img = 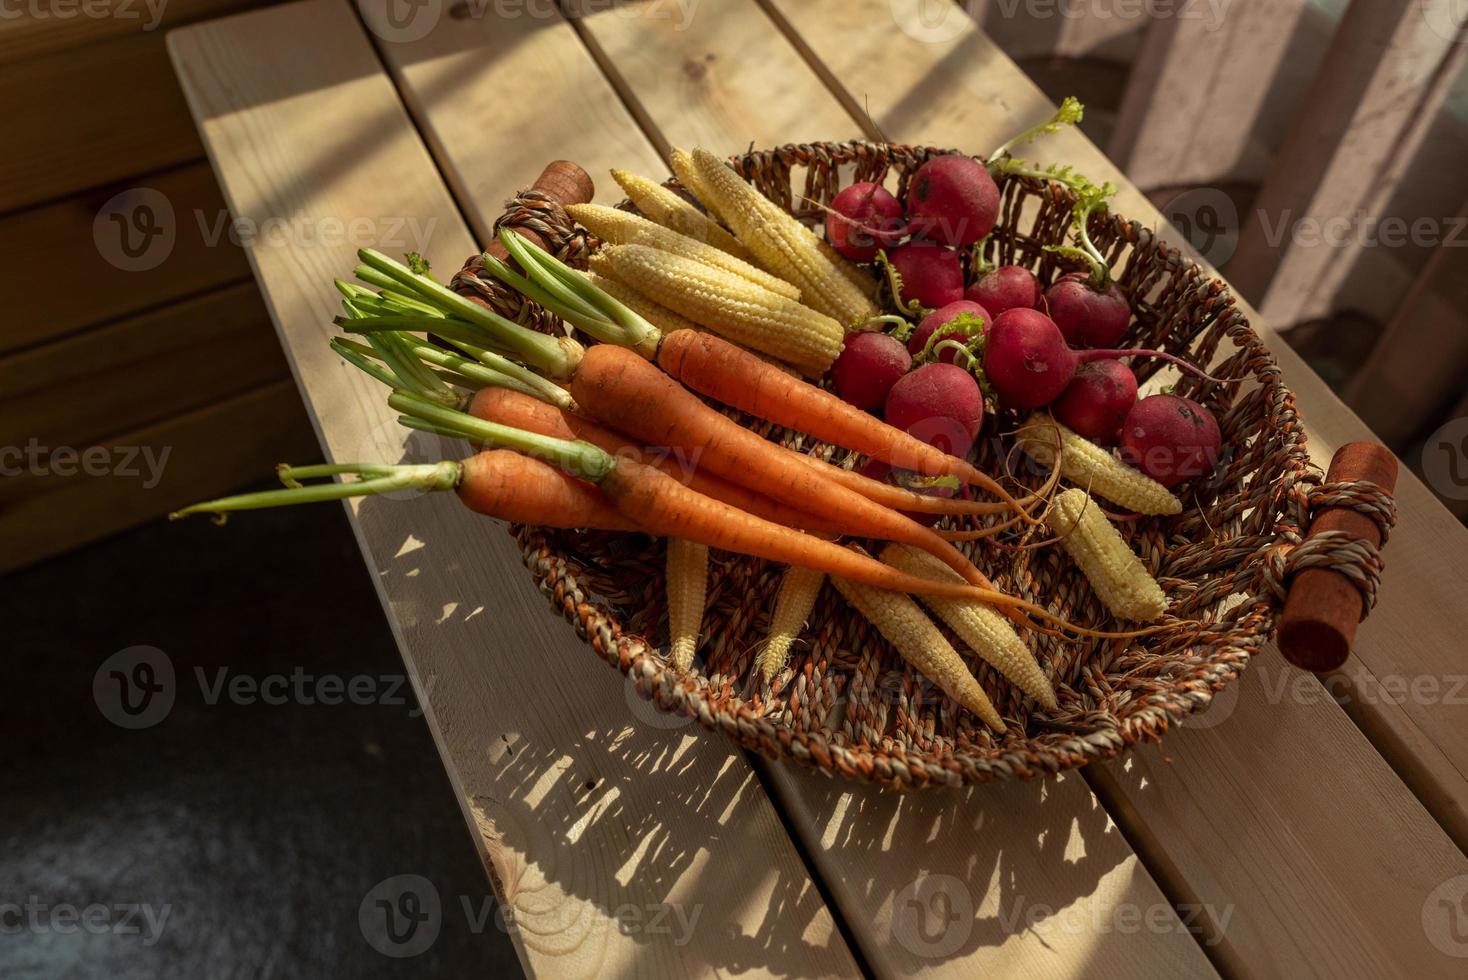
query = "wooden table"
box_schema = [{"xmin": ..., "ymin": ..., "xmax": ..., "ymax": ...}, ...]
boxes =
[{"xmin": 168, "ymin": 2, "xmax": 1468, "ymax": 976}]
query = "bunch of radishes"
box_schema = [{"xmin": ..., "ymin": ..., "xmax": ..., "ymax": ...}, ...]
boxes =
[{"xmin": 825, "ymin": 152, "xmax": 1223, "ymax": 496}]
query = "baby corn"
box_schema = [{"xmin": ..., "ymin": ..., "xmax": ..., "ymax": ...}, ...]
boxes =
[
  {"xmin": 689, "ymin": 148, "xmax": 878, "ymax": 327},
  {"xmin": 667, "ymin": 538, "xmax": 709, "ymax": 672},
  {"xmin": 878, "ymin": 544, "xmax": 1056, "ymax": 710},
  {"xmin": 569, "ymin": 203, "xmax": 801, "ymax": 300},
  {"xmin": 589, "ymin": 244, "xmax": 843, "ymax": 375},
  {"xmin": 669, "ymin": 149, "xmax": 719, "ymax": 222},
  {"xmin": 832, "ymin": 572, "xmax": 1004, "ymax": 732},
  {"xmin": 1016, "ymin": 412, "xmax": 1183, "ymax": 516},
  {"xmin": 583, "ymin": 271, "xmax": 700, "ymax": 337},
  {"xmin": 610, "ymin": 168, "xmax": 752, "ymax": 262},
  {"xmin": 757, "ymin": 565, "xmax": 826, "ymax": 679},
  {"xmin": 1047, "ymin": 489, "xmax": 1167, "ymax": 621}
]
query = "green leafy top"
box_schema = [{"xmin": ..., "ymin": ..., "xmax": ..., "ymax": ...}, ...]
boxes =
[
  {"xmin": 986, "ymin": 97, "xmax": 1085, "ymax": 165},
  {"xmin": 405, "ymin": 251, "xmax": 431, "ymax": 275},
  {"xmin": 994, "ymin": 158, "xmax": 1117, "ymax": 287},
  {"xmin": 875, "ymin": 249, "xmax": 928, "ymax": 321}
]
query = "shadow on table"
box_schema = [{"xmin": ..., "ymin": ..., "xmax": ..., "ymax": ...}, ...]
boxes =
[
  {"xmin": 763, "ymin": 760, "xmax": 1136, "ymax": 967},
  {"xmin": 353, "ymin": 470, "xmax": 856, "ymax": 978}
]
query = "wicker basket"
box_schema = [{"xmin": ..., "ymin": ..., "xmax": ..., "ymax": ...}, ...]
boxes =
[{"xmin": 452, "ymin": 141, "xmax": 1389, "ymax": 789}]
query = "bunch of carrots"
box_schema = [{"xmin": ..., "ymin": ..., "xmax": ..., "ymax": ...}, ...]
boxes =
[{"xmin": 178, "ymin": 106, "xmax": 1198, "ymax": 733}]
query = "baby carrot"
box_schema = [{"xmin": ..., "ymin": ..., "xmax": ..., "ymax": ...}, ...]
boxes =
[{"xmin": 569, "ymin": 343, "xmax": 998, "ymax": 591}]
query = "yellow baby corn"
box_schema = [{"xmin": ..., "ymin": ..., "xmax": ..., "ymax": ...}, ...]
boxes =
[
  {"xmin": 1047, "ymin": 489, "xmax": 1167, "ymax": 621},
  {"xmin": 689, "ymin": 147, "xmax": 878, "ymax": 326},
  {"xmin": 832, "ymin": 572, "xmax": 1004, "ymax": 732},
  {"xmin": 757, "ymin": 565, "xmax": 825, "ymax": 679},
  {"xmin": 878, "ymin": 544, "xmax": 1056, "ymax": 709},
  {"xmin": 569, "ymin": 203, "xmax": 801, "ymax": 300},
  {"xmin": 667, "ymin": 538, "xmax": 709, "ymax": 672},
  {"xmin": 583, "ymin": 271, "xmax": 700, "ymax": 337},
  {"xmin": 589, "ymin": 244, "xmax": 843, "ymax": 375},
  {"xmin": 610, "ymin": 168, "xmax": 752, "ymax": 262},
  {"xmin": 669, "ymin": 148, "xmax": 718, "ymax": 221},
  {"xmin": 1016, "ymin": 412, "xmax": 1183, "ymax": 516}
]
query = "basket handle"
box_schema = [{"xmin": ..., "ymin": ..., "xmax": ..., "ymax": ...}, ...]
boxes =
[
  {"xmin": 486, "ymin": 160, "xmax": 594, "ymax": 260},
  {"xmin": 1277, "ymin": 442, "xmax": 1399, "ymax": 672}
]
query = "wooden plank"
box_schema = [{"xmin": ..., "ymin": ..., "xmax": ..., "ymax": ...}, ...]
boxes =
[
  {"xmin": 0, "ymin": 379, "xmax": 318, "ymax": 573},
  {"xmin": 0, "ymin": 30, "xmax": 203, "ymax": 213},
  {"xmin": 167, "ymin": 3, "xmax": 858, "ymax": 976},
  {"xmin": 765, "ymin": 0, "xmax": 1468, "ymax": 967},
  {"xmin": 567, "ymin": 0, "xmax": 860, "ymax": 153},
  {"xmin": 766, "ymin": 763, "xmax": 1219, "ymax": 977},
  {"xmin": 1226, "ymin": 0, "xmax": 1468, "ymax": 327},
  {"xmin": 367, "ymin": 0, "xmax": 666, "ymax": 233},
  {"xmin": 0, "ymin": 0, "xmax": 269, "ymax": 62},
  {"xmin": 1, "ymin": 162, "xmax": 251, "ymax": 355},
  {"xmin": 1107, "ymin": 0, "xmax": 1320, "ymax": 191},
  {"xmin": 565, "ymin": 3, "xmax": 1217, "ymax": 976},
  {"xmin": 0, "ymin": 281, "xmax": 287, "ymax": 455},
  {"xmin": 1089, "ymin": 652, "xmax": 1468, "ymax": 979}
]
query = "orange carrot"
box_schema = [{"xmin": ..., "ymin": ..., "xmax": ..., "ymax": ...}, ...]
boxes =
[
  {"xmin": 456, "ymin": 450, "xmax": 641, "ymax": 531},
  {"xmin": 569, "ymin": 344, "xmax": 999, "ymax": 591},
  {"xmin": 467, "ymin": 387, "xmax": 847, "ymax": 537},
  {"xmin": 656, "ymin": 330, "xmax": 1037, "ymax": 517},
  {"xmin": 177, "ymin": 396, "xmax": 1173, "ymax": 641}
]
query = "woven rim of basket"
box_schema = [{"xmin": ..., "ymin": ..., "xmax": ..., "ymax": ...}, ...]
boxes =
[{"xmin": 465, "ymin": 140, "xmax": 1316, "ymax": 789}]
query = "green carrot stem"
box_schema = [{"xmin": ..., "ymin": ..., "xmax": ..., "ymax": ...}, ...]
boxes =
[
  {"xmin": 497, "ymin": 229, "xmax": 661, "ymax": 357},
  {"xmin": 277, "ymin": 462, "xmax": 400, "ymax": 484},
  {"xmin": 357, "ymin": 248, "xmax": 572, "ymax": 378},
  {"xmin": 170, "ymin": 462, "xmax": 461, "ymax": 521},
  {"xmin": 369, "ymin": 332, "xmax": 456, "ymax": 403},
  {"xmin": 330, "ymin": 338, "xmax": 405, "ymax": 390},
  {"xmin": 484, "ymin": 242, "xmax": 604, "ymax": 324},
  {"xmin": 388, "ymin": 390, "xmax": 613, "ymax": 481},
  {"xmin": 397, "ymin": 415, "xmax": 473, "ymax": 441}
]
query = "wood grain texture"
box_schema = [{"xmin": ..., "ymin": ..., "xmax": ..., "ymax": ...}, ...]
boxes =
[
  {"xmin": 0, "ymin": 281, "xmax": 286, "ymax": 456},
  {"xmin": 0, "ymin": 162, "xmax": 251, "ymax": 355},
  {"xmin": 765, "ymin": 763, "xmax": 1219, "ymax": 978},
  {"xmin": 368, "ymin": 2, "xmax": 667, "ymax": 234},
  {"xmin": 0, "ymin": 378, "xmax": 317, "ymax": 574},
  {"xmin": 566, "ymin": 0, "xmax": 860, "ymax": 154},
  {"xmin": 1225, "ymin": 0, "xmax": 1468, "ymax": 327},
  {"xmin": 766, "ymin": 0, "xmax": 1468, "ymax": 965},
  {"xmin": 0, "ymin": 30, "xmax": 204, "ymax": 213},
  {"xmin": 1089, "ymin": 652, "xmax": 1468, "ymax": 979},
  {"xmin": 168, "ymin": 3, "xmax": 857, "ymax": 976},
  {"xmin": 566, "ymin": 2, "xmax": 1216, "ymax": 976}
]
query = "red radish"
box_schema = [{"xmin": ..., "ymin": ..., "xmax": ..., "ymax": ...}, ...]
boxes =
[
  {"xmin": 906, "ymin": 154, "xmax": 1000, "ymax": 246},
  {"xmin": 982, "ymin": 308, "xmax": 1220, "ymax": 410},
  {"xmin": 832, "ymin": 330, "xmax": 912, "ymax": 410},
  {"xmin": 966, "ymin": 265, "xmax": 1043, "ymax": 317},
  {"xmin": 826, "ymin": 182, "xmax": 905, "ymax": 262},
  {"xmin": 888, "ymin": 241, "xmax": 964, "ymax": 310},
  {"xmin": 1120, "ymin": 394, "xmax": 1222, "ymax": 487},
  {"xmin": 909, "ymin": 300, "xmax": 990, "ymax": 362},
  {"xmin": 884, "ymin": 363, "xmax": 984, "ymax": 458},
  {"xmin": 1051, "ymin": 359, "xmax": 1137, "ymax": 443},
  {"xmin": 1046, "ymin": 272, "xmax": 1131, "ymax": 347}
]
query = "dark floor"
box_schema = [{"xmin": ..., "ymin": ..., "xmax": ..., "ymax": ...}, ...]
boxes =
[{"xmin": 2, "ymin": 490, "xmax": 524, "ymax": 979}]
